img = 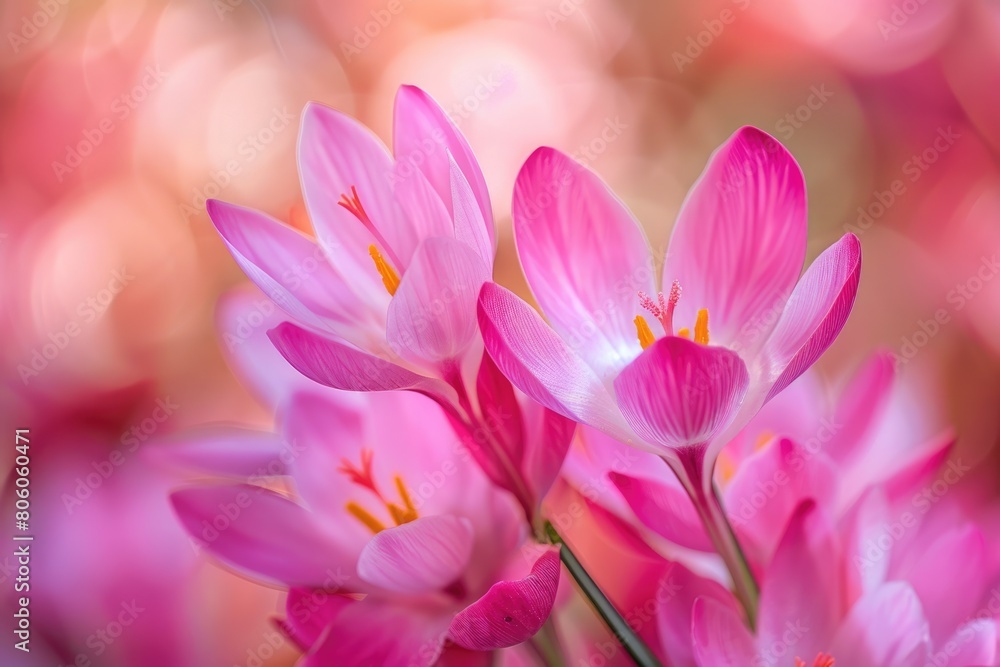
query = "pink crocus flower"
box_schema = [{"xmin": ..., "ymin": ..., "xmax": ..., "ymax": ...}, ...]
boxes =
[
  {"xmin": 207, "ymin": 88, "xmax": 571, "ymax": 519},
  {"xmin": 169, "ymin": 387, "xmax": 560, "ymax": 666},
  {"xmin": 478, "ymin": 127, "xmax": 861, "ymax": 614}
]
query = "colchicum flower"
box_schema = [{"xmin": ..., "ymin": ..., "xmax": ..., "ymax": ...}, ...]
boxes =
[
  {"xmin": 478, "ymin": 127, "xmax": 861, "ymax": 617},
  {"xmin": 170, "ymin": 389, "xmax": 560, "ymax": 666},
  {"xmin": 206, "ymin": 86, "xmax": 571, "ymax": 521}
]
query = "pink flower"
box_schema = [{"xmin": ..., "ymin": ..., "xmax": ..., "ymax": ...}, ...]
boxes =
[
  {"xmin": 169, "ymin": 389, "xmax": 560, "ymax": 666},
  {"xmin": 206, "ymin": 88, "xmax": 571, "ymax": 519},
  {"xmin": 478, "ymin": 126, "xmax": 862, "ymax": 496}
]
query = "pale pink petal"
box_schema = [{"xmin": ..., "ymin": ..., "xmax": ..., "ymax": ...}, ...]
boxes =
[
  {"xmin": 386, "ymin": 237, "xmax": 489, "ymax": 367},
  {"xmin": 662, "ymin": 126, "xmax": 807, "ymax": 350},
  {"xmin": 829, "ymin": 582, "xmax": 930, "ymax": 667},
  {"xmin": 842, "ymin": 489, "xmax": 891, "ymax": 603},
  {"xmin": 149, "ymin": 428, "xmax": 287, "ymax": 478},
  {"xmin": 512, "ymin": 147, "xmax": 655, "ymax": 378},
  {"xmin": 298, "ymin": 102, "xmax": 411, "ymax": 296},
  {"xmin": 392, "ymin": 159, "xmax": 454, "ymax": 243},
  {"xmin": 478, "ymin": 283, "xmax": 634, "ymax": 442},
  {"xmin": 520, "ymin": 400, "xmax": 575, "ymax": 505},
  {"xmin": 448, "ymin": 548, "xmax": 560, "ymax": 650},
  {"xmin": 357, "ymin": 515, "xmax": 474, "ymax": 595},
  {"xmin": 303, "ymin": 600, "xmax": 451, "ymax": 667},
  {"xmin": 933, "ymin": 620, "xmax": 997, "ymax": 667},
  {"xmin": 613, "ymin": 337, "xmax": 749, "ymax": 451},
  {"xmin": 691, "ymin": 597, "xmax": 758, "ymax": 667},
  {"xmin": 170, "ymin": 484, "xmax": 353, "ymax": 588},
  {"xmin": 758, "ymin": 502, "xmax": 841, "ymax": 659},
  {"xmin": 880, "ymin": 434, "xmax": 955, "ymax": 506},
  {"xmin": 659, "ymin": 564, "xmax": 744, "ymax": 667},
  {"xmin": 762, "ymin": 233, "xmax": 862, "ymax": 402},
  {"xmin": 724, "ymin": 438, "xmax": 838, "ymax": 563},
  {"xmin": 610, "ymin": 472, "xmax": 712, "ymax": 551},
  {"xmin": 393, "ymin": 85, "xmax": 493, "ymax": 237},
  {"xmin": 207, "ymin": 199, "xmax": 373, "ymax": 336},
  {"xmin": 268, "ymin": 322, "xmax": 458, "ymax": 407},
  {"xmin": 825, "ymin": 351, "xmax": 896, "ymax": 465},
  {"xmin": 450, "ymin": 153, "xmax": 494, "ymax": 264}
]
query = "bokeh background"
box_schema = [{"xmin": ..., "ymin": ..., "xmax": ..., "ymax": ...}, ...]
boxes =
[{"xmin": 1, "ymin": 0, "xmax": 999, "ymax": 664}]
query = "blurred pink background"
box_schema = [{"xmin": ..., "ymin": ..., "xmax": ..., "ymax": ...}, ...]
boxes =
[{"xmin": 2, "ymin": 0, "xmax": 999, "ymax": 664}]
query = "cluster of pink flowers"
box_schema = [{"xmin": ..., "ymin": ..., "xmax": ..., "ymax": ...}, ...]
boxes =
[{"xmin": 170, "ymin": 86, "xmax": 1000, "ymax": 666}]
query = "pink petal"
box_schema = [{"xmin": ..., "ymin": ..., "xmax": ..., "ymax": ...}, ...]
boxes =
[
  {"xmin": 612, "ymin": 337, "xmax": 749, "ymax": 451},
  {"xmin": 610, "ymin": 472, "xmax": 713, "ymax": 551},
  {"xmin": 512, "ymin": 147, "xmax": 655, "ymax": 378},
  {"xmin": 662, "ymin": 126, "xmax": 807, "ymax": 350},
  {"xmin": 520, "ymin": 400, "xmax": 575, "ymax": 505},
  {"xmin": 690, "ymin": 597, "xmax": 757, "ymax": 667},
  {"xmin": 303, "ymin": 600, "xmax": 452, "ymax": 667},
  {"xmin": 477, "ymin": 282, "xmax": 634, "ymax": 442},
  {"xmin": 386, "ymin": 237, "xmax": 489, "ymax": 367},
  {"xmin": 829, "ymin": 582, "xmax": 930, "ymax": 667},
  {"xmin": 842, "ymin": 489, "xmax": 891, "ymax": 603},
  {"xmin": 450, "ymin": 153, "xmax": 494, "ymax": 265},
  {"xmin": 825, "ymin": 351, "xmax": 896, "ymax": 465},
  {"xmin": 170, "ymin": 484, "xmax": 352, "ymax": 588},
  {"xmin": 724, "ymin": 437, "xmax": 839, "ymax": 563},
  {"xmin": 658, "ymin": 564, "xmax": 744, "ymax": 667},
  {"xmin": 758, "ymin": 502, "xmax": 841, "ymax": 659},
  {"xmin": 207, "ymin": 200, "xmax": 373, "ymax": 337},
  {"xmin": 880, "ymin": 434, "xmax": 955, "ymax": 505},
  {"xmin": 933, "ymin": 620, "xmax": 997, "ymax": 667},
  {"xmin": 149, "ymin": 427, "xmax": 288, "ymax": 478},
  {"xmin": 448, "ymin": 548, "xmax": 560, "ymax": 650},
  {"xmin": 298, "ymin": 102, "xmax": 411, "ymax": 295},
  {"xmin": 762, "ymin": 233, "xmax": 862, "ymax": 402},
  {"xmin": 267, "ymin": 322, "xmax": 459, "ymax": 407},
  {"xmin": 357, "ymin": 515, "xmax": 474, "ymax": 595},
  {"xmin": 283, "ymin": 587, "xmax": 353, "ymax": 650},
  {"xmin": 393, "ymin": 85, "xmax": 493, "ymax": 242},
  {"xmin": 391, "ymin": 158, "xmax": 454, "ymax": 243},
  {"xmin": 475, "ymin": 352, "xmax": 526, "ymax": 469}
]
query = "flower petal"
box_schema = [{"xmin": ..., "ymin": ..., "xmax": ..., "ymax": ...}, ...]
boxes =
[
  {"xmin": 613, "ymin": 337, "xmax": 749, "ymax": 451},
  {"xmin": 448, "ymin": 548, "xmax": 560, "ymax": 650},
  {"xmin": 825, "ymin": 351, "xmax": 896, "ymax": 465},
  {"xmin": 610, "ymin": 472, "xmax": 713, "ymax": 551},
  {"xmin": 170, "ymin": 484, "xmax": 353, "ymax": 588},
  {"xmin": 933, "ymin": 620, "xmax": 997, "ymax": 667},
  {"xmin": 690, "ymin": 597, "xmax": 758, "ymax": 667},
  {"xmin": 477, "ymin": 283, "xmax": 634, "ymax": 442},
  {"xmin": 762, "ymin": 233, "xmax": 862, "ymax": 402},
  {"xmin": 520, "ymin": 400, "xmax": 575, "ymax": 506},
  {"xmin": 450, "ymin": 152, "xmax": 494, "ymax": 265},
  {"xmin": 150, "ymin": 427, "xmax": 288, "ymax": 479},
  {"xmin": 829, "ymin": 582, "xmax": 930, "ymax": 667},
  {"xmin": 393, "ymin": 85, "xmax": 493, "ymax": 241},
  {"xmin": 268, "ymin": 322, "xmax": 458, "ymax": 407},
  {"xmin": 386, "ymin": 237, "xmax": 489, "ymax": 367},
  {"xmin": 298, "ymin": 102, "xmax": 411, "ymax": 295},
  {"xmin": 207, "ymin": 200, "xmax": 373, "ymax": 338},
  {"xmin": 512, "ymin": 147, "xmax": 656, "ymax": 378},
  {"xmin": 663, "ymin": 126, "xmax": 807, "ymax": 350},
  {"xmin": 357, "ymin": 515, "xmax": 474, "ymax": 595}
]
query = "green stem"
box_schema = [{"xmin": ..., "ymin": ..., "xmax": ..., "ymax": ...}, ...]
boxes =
[
  {"xmin": 544, "ymin": 522, "xmax": 663, "ymax": 667},
  {"xmin": 529, "ymin": 618, "xmax": 566, "ymax": 667}
]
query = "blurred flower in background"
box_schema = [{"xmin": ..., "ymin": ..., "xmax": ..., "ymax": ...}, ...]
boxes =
[{"xmin": 2, "ymin": 0, "xmax": 999, "ymax": 664}]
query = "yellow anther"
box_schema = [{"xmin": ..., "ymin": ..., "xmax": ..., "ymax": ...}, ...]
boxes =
[
  {"xmin": 694, "ymin": 308, "xmax": 710, "ymax": 345},
  {"xmin": 395, "ymin": 475, "xmax": 418, "ymax": 518},
  {"xmin": 717, "ymin": 451, "xmax": 737, "ymax": 484},
  {"xmin": 346, "ymin": 501, "xmax": 387, "ymax": 534},
  {"xmin": 754, "ymin": 431, "xmax": 774, "ymax": 452},
  {"xmin": 369, "ymin": 245, "xmax": 400, "ymax": 296},
  {"xmin": 634, "ymin": 315, "xmax": 656, "ymax": 350},
  {"xmin": 677, "ymin": 328, "xmax": 691, "ymax": 339}
]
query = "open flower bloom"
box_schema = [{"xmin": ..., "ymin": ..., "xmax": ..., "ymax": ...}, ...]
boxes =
[
  {"xmin": 692, "ymin": 501, "xmax": 998, "ymax": 667},
  {"xmin": 478, "ymin": 126, "xmax": 862, "ymax": 496},
  {"xmin": 206, "ymin": 88, "xmax": 570, "ymax": 519},
  {"xmin": 169, "ymin": 389, "xmax": 559, "ymax": 666}
]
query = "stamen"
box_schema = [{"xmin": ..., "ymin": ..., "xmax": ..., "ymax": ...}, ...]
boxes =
[
  {"xmin": 717, "ymin": 451, "xmax": 737, "ymax": 484},
  {"xmin": 664, "ymin": 280, "xmax": 681, "ymax": 332},
  {"xmin": 795, "ymin": 655, "xmax": 834, "ymax": 667},
  {"xmin": 753, "ymin": 432, "xmax": 774, "ymax": 452},
  {"xmin": 677, "ymin": 328, "xmax": 691, "ymax": 340},
  {"xmin": 338, "ymin": 185, "xmax": 404, "ymax": 270},
  {"xmin": 346, "ymin": 501, "xmax": 387, "ymax": 534},
  {"xmin": 394, "ymin": 475, "xmax": 418, "ymax": 518},
  {"xmin": 369, "ymin": 245, "xmax": 401, "ymax": 296},
  {"xmin": 694, "ymin": 308, "xmax": 710, "ymax": 345},
  {"xmin": 634, "ymin": 315, "xmax": 656, "ymax": 350}
]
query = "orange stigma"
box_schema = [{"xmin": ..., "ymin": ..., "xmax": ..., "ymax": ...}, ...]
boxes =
[
  {"xmin": 340, "ymin": 451, "xmax": 419, "ymax": 534},
  {"xmin": 369, "ymin": 245, "xmax": 400, "ymax": 296},
  {"xmin": 794, "ymin": 654, "xmax": 834, "ymax": 667}
]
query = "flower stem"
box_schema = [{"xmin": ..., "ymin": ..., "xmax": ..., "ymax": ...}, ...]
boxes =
[
  {"xmin": 529, "ymin": 618, "xmax": 566, "ymax": 667},
  {"xmin": 544, "ymin": 522, "xmax": 663, "ymax": 667}
]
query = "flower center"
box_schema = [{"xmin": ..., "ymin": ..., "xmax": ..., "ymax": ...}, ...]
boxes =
[
  {"xmin": 633, "ymin": 280, "xmax": 710, "ymax": 348},
  {"xmin": 339, "ymin": 448, "xmax": 419, "ymax": 534},
  {"xmin": 794, "ymin": 654, "xmax": 834, "ymax": 667},
  {"xmin": 338, "ymin": 185, "xmax": 402, "ymax": 296}
]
